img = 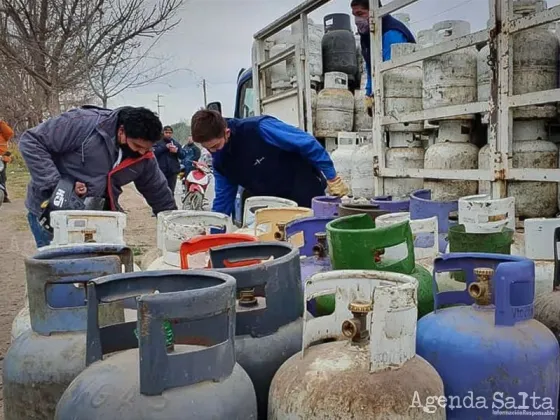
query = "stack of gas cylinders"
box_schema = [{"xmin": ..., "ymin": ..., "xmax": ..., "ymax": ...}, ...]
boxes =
[{"xmin": 4, "ymin": 192, "xmax": 560, "ymax": 420}]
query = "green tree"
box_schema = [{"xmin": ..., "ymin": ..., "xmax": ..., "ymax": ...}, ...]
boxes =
[{"xmin": 170, "ymin": 120, "xmax": 191, "ymax": 145}]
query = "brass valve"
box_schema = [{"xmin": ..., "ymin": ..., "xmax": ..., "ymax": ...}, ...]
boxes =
[
  {"xmin": 239, "ymin": 288, "xmax": 258, "ymax": 307},
  {"xmin": 468, "ymin": 267, "xmax": 494, "ymax": 306},
  {"xmin": 274, "ymin": 223, "xmax": 287, "ymax": 241},
  {"xmin": 341, "ymin": 300, "xmax": 373, "ymax": 344},
  {"xmin": 311, "ymin": 232, "xmax": 328, "ymax": 258}
]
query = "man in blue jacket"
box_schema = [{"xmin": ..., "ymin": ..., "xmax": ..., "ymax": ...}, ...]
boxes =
[
  {"xmin": 181, "ymin": 136, "xmax": 202, "ymax": 175},
  {"xmin": 153, "ymin": 125, "xmax": 186, "ymax": 195},
  {"xmin": 190, "ymin": 110, "xmax": 350, "ymax": 216},
  {"xmin": 351, "ymin": 0, "xmax": 416, "ymax": 116},
  {"xmin": 19, "ymin": 106, "xmax": 177, "ymax": 247}
]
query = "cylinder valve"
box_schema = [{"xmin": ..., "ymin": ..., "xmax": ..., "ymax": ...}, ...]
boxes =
[
  {"xmin": 468, "ymin": 267, "xmax": 494, "ymax": 306},
  {"xmin": 341, "ymin": 300, "xmax": 373, "ymax": 344},
  {"xmin": 274, "ymin": 223, "xmax": 287, "ymax": 241},
  {"xmin": 311, "ymin": 232, "xmax": 328, "ymax": 257},
  {"xmin": 239, "ymin": 288, "xmax": 258, "ymax": 308}
]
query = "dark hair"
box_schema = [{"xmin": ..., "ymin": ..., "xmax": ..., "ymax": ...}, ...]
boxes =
[
  {"xmin": 118, "ymin": 107, "xmax": 163, "ymax": 143},
  {"xmin": 350, "ymin": 0, "xmax": 381, "ymax": 8},
  {"xmin": 190, "ymin": 110, "xmax": 227, "ymax": 143},
  {"xmin": 163, "ymin": 125, "xmax": 173, "ymax": 132}
]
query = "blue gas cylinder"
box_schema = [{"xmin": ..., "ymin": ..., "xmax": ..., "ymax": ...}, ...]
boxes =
[
  {"xmin": 55, "ymin": 270, "xmax": 257, "ymax": 419},
  {"xmin": 3, "ymin": 244, "xmax": 131, "ymax": 420},
  {"xmin": 417, "ymin": 253, "xmax": 560, "ymax": 419},
  {"xmin": 202, "ymin": 242, "xmax": 302, "ymax": 420},
  {"xmin": 285, "ymin": 216, "xmax": 335, "ymax": 316}
]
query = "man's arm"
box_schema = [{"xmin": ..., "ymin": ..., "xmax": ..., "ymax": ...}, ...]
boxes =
[
  {"xmin": 18, "ymin": 112, "xmax": 89, "ymax": 193},
  {"xmin": 173, "ymin": 140, "xmax": 187, "ymax": 160},
  {"xmin": 382, "ymin": 30, "xmax": 409, "ymax": 61},
  {"xmin": 134, "ymin": 158, "xmax": 177, "ymax": 213},
  {"xmin": 258, "ymin": 118, "xmax": 337, "ymax": 181},
  {"xmin": 211, "ymin": 169, "xmax": 238, "ymax": 216}
]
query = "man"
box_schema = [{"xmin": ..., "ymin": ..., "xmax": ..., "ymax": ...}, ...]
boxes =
[
  {"xmin": 0, "ymin": 120, "xmax": 14, "ymax": 203},
  {"xmin": 181, "ymin": 136, "xmax": 201, "ymax": 175},
  {"xmin": 190, "ymin": 109, "xmax": 349, "ymax": 216},
  {"xmin": 19, "ymin": 105, "xmax": 177, "ymax": 247},
  {"xmin": 351, "ymin": 0, "xmax": 416, "ymax": 116},
  {"xmin": 153, "ymin": 125, "xmax": 186, "ymax": 195}
]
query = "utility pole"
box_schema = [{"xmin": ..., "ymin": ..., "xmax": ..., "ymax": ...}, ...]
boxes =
[
  {"xmin": 154, "ymin": 94, "xmax": 164, "ymax": 117},
  {"xmin": 202, "ymin": 79, "xmax": 208, "ymax": 106}
]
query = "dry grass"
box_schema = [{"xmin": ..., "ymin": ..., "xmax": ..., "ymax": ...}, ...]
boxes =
[{"xmin": 5, "ymin": 141, "xmax": 30, "ymax": 200}]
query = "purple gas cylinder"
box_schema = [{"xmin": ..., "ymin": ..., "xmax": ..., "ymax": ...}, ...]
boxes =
[
  {"xmin": 285, "ymin": 216, "xmax": 335, "ymax": 316},
  {"xmin": 311, "ymin": 196, "xmax": 341, "ymax": 217},
  {"xmin": 371, "ymin": 189, "xmax": 430, "ymax": 212},
  {"xmin": 410, "ymin": 189, "xmax": 458, "ymax": 253}
]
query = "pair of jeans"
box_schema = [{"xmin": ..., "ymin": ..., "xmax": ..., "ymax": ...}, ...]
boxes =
[
  {"xmin": 27, "ymin": 213, "xmax": 53, "ymax": 248},
  {"xmin": 166, "ymin": 173, "xmax": 178, "ymax": 196}
]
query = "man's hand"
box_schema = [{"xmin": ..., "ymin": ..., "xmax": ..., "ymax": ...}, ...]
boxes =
[
  {"xmin": 167, "ymin": 143, "xmax": 178, "ymax": 153},
  {"xmin": 364, "ymin": 95, "xmax": 374, "ymax": 118},
  {"xmin": 74, "ymin": 181, "xmax": 87, "ymax": 197},
  {"xmin": 327, "ymin": 176, "xmax": 350, "ymax": 197}
]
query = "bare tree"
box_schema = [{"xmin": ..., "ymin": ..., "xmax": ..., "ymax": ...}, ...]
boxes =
[
  {"xmin": 85, "ymin": 35, "xmax": 183, "ymax": 107},
  {"xmin": 0, "ymin": 0, "xmax": 184, "ymax": 117}
]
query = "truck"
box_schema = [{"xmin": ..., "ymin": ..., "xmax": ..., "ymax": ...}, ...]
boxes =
[{"xmin": 208, "ymin": 0, "xmax": 560, "ymax": 226}]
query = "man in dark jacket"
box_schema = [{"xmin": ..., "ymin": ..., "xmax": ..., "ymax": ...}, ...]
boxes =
[
  {"xmin": 351, "ymin": 0, "xmax": 416, "ymax": 116},
  {"xmin": 190, "ymin": 110, "xmax": 349, "ymax": 216},
  {"xmin": 153, "ymin": 125, "xmax": 186, "ymax": 195},
  {"xmin": 19, "ymin": 105, "xmax": 177, "ymax": 248},
  {"xmin": 181, "ymin": 136, "xmax": 201, "ymax": 175}
]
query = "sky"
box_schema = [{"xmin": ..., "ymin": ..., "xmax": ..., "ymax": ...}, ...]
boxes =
[{"xmin": 108, "ymin": 0, "xmax": 560, "ymax": 129}]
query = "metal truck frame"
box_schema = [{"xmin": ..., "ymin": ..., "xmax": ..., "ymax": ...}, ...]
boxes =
[{"xmin": 249, "ymin": 0, "xmax": 560, "ymax": 199}]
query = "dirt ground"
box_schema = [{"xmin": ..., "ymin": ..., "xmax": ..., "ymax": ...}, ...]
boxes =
[{"xmin": 0, "ymin": 172, "xmax": 157, "ymax": 417}]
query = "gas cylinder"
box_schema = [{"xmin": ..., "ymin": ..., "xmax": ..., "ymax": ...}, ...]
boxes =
[
  {"xmin": 337, "ymin": 202, "xmax": 389, "ymax": 223},
  {"xmin": 456, "ymin": 194, "xmax": 524, "ymax": 255},
  {"xmin": 322, "ymin": 13, "xmax": 358, "ymax": 85},
  {"xmin": 311, "ymin": 195, "xmax": 341, "ymax": 217},
  {"xmin": 512, "ymin": 0, "xmax": 558, "ymax": 120},
  {"xmin": 479, "ymin": 120, "xmax": 558, "ymax": 218},
  {"xmin": 3, "ymin": 244, "xmax": 131, "ymax": 420},
  {"xmin": 268, "ymin": 270, "xmax": 445, "ymax": 419},
  {"xmin": 54, "ymin": 270, "xmax": 257, "ymax": 420},
  {"xmin": 315, "ymin": 73, "xmax": 354, "ymax": 138},
  {"xmin": 329, "ymin": 131, "xmax": 358, "ymax": 187},
  {"xmin": 422, "ymin": 20, "xmax": 477, "ymax": 114},
  {"xmin": 285, "ymin": 216, "xmax": 335, "ymax": 316},
  {"xmin": 370, "ymin": 188, "xmax": 431, "ymax": 212},
  {"xmin": 147, "ymin": 211, "xmax": 232, "ymax": 270},
  {"xmin": 350, "ymin": 133, "xmax": 375, "ymax": 198},
  {"xmin": 203, "ymin": 242, "xmax": 302, "ymax": 420},
  {"xmin": 10, "ymin": 243, "xmax": 134, "ymax": 342},
  {"xmin": 386, "ymin": 132, "xmax": 425, "ymax": 198},
  {"xmin": 353, "ymin": 89, "xmax": 372, "ymax": 131},
  {"xmin": 179, "ymin": 233, "xmax": 258, "ymax": 269},
  {"xmin": 424, "ymin": 119, "xmax": 479, "ymax": 201},
  {"xmin": 242, "ymin": 196, "xmax": 298, "ymax": 229},
  {"xmin": 524, "ymin": 218, "xmax": 560, "ymax": 296},
  {"xmin": 253, "ymin": 207, "xmax": 313, "ymax": 241},
  {"xmin": 417, "ymin": 253, "xmax": 560, "ymax": 419},
  {"xmin": 326, "ymin": 214, "xmax": 434, "ymax": 318},
  {"xmin": 534, "ymin": 226, "xmax": 560, "ymax": 340},
  {"xmin": 287, "ymin": 19, "xmax": 323, "ymax": 86},
  {"xmin": 270, "ymin": 30, "xmax": 292, "ymax": 93},
  {"xmin": 410, "ymin": 189, "xmax": 458, "ymax": 252}
]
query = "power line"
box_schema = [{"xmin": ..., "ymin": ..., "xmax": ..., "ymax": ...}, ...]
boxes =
[{"xmin": 409, "ymin": 0, "xmax": 477, "ymax": 26}]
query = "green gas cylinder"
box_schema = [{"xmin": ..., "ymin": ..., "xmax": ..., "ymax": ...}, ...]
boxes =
[
  {"xmin": 447, "ymin": 224, "xmax": 513, "ymax": 283},
  {"xmin": 326, "ymin": 213, "xmax": 433, "ymax": 318}
]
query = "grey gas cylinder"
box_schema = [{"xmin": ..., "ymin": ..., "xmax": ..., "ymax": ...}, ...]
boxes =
[
  {"xmin": 55, "ymin": 270, "xmax": 257, "ymax": 419},
  {"xmin": 205, "ymin": 242, "xmax": 303, "ymax": 420},
  {"xmin": 3, "ymin": 244, "xmax": 132, "ymax": 420}
]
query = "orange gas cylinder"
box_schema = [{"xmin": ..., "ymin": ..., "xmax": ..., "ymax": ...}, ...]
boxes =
[{"xmin": 180, "ymin": 233, "xmax": 259, "ymax": 269}]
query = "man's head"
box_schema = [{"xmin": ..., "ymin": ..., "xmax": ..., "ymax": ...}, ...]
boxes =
[
  {"xmin": 116, "ymin": 107, "xmax": 163, "ymax": 156},
  {"xmin": 190, "ymin": 110, "xmax": 229, "ymax": 153},
  {"xmin": 351, "ymin": 0, "xmax": 382, "ymax": 33},
  {"xmin": 187, "ymin": 136, "xmax": 194, "ymax": 145},
  {"xmin": 163, "ymin": 125, "xmax": 173, "ymax": 140}
]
